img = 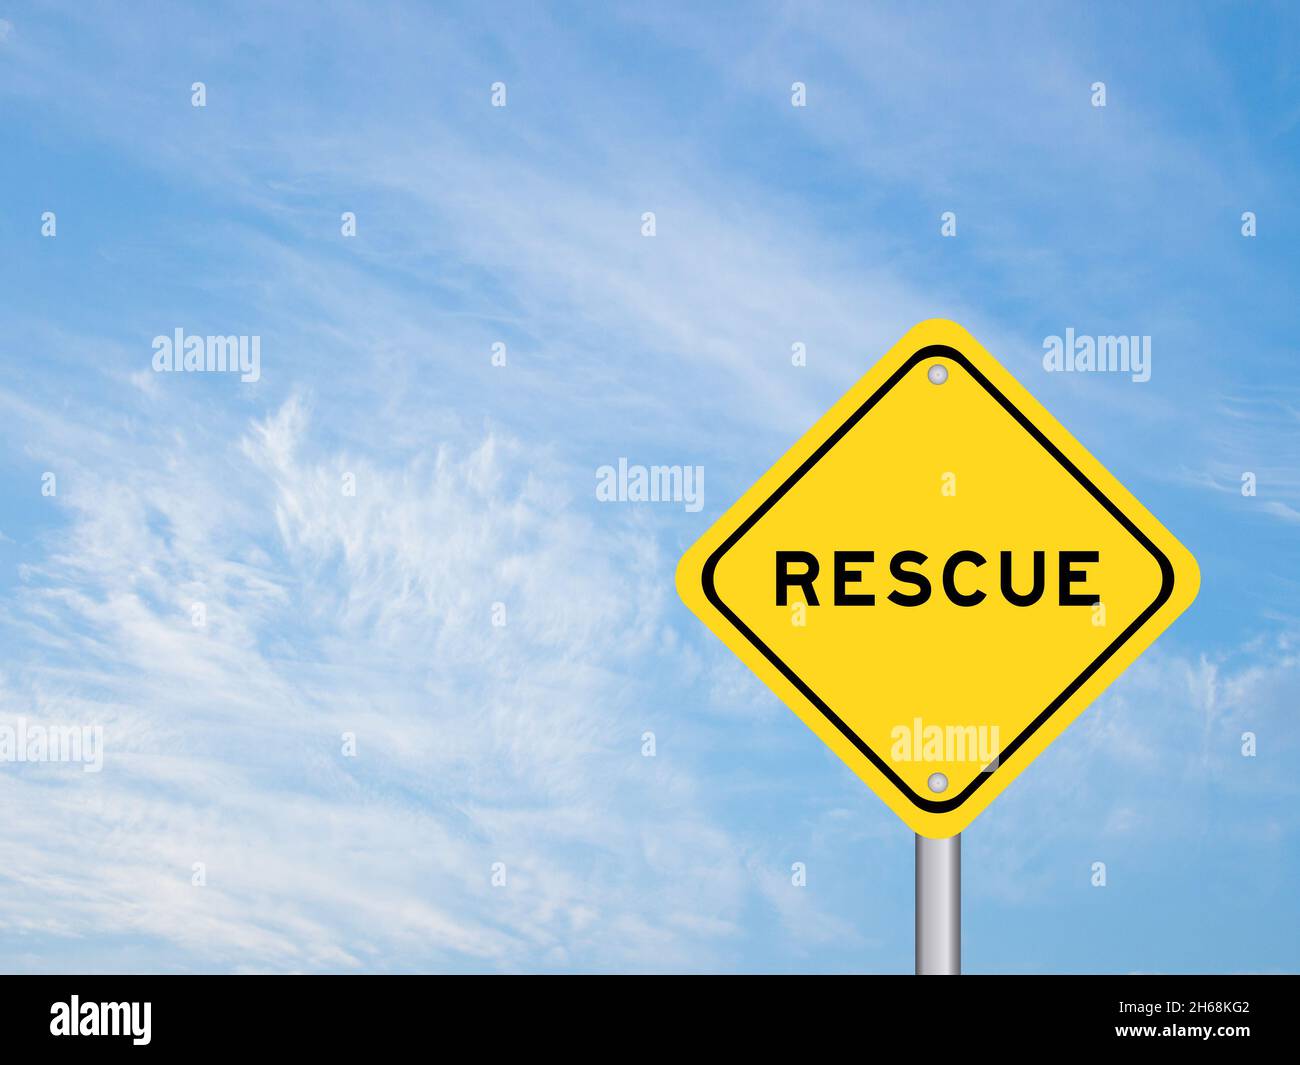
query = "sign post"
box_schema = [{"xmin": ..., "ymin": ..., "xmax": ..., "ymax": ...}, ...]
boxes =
[
  {"xmin": 676, "ymin": 319, "xmax": 1199, "ymax": 971},
  {"xmin": 916, "ymin": 834, "xmax": 960, "ymax": 975}
]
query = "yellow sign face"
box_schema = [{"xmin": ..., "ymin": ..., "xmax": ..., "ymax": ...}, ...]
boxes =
[{"xmin": 677, "ymin": 320, "xmax": 1198, "ymax": 837}]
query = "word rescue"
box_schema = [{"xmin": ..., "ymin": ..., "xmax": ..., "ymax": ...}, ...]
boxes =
[{"xmin": 775, "ymin": 549, "xmax": 1100, "ymax": 607}]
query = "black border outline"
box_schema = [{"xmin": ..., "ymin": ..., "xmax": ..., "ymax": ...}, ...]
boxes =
[{"xmin": 701, "ymin": 344, "xmax": 1175, "ymax": 813}]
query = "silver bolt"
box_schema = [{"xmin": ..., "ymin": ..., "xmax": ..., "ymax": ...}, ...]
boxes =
[
  {"xmin": 927, "ymin": 363, "xmax": 948, "ymax": 385},
  {"xmin": 927, "ymin": 772, "xmax": 948, "ymax": 794}
]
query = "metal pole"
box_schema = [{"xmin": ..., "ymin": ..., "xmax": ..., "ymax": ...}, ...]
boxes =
[{"xmin": 915, "ymin": 833, "xmax": 960, "ymax": 974}]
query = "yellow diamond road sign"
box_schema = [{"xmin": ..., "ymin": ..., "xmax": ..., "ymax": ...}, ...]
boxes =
[{"xmin": 677, "ymin": 320, "xmax": 1199, "ymax": 837}]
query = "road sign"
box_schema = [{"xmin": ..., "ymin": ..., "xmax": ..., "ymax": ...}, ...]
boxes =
[{"xmin": 676, "ymin": 319, "xmax": 1198, "ymax": 838}]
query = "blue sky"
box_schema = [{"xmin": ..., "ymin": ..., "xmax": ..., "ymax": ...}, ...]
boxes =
[{"xmin": 0, "ymin": 1, "xmax": 1297, "ymax": 973}]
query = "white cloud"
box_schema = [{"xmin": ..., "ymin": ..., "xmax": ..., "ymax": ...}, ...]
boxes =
[{"xmin": 0, "ymin": 392, "xmax": 774, "ymax": 971}]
